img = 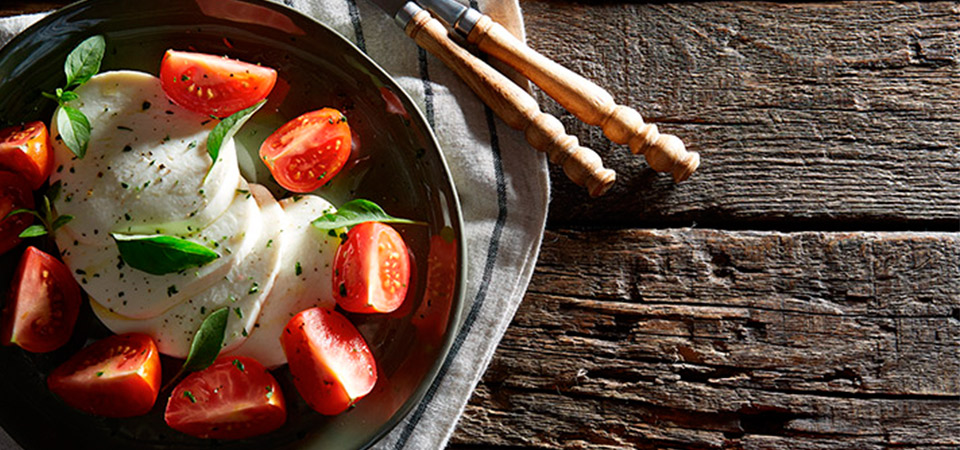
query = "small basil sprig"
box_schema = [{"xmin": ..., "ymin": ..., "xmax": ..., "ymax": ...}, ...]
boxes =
[
  {"xmin": 42, "ymin": 35, "xmax": 106, "ymax": 158},
  {"xmin": 111, "ymin": 233, "xmax": 219, "ymax": 275},
  {"xmin": 205, "ymin": 100, "xmax": 265, "ymax": 180},
  {"xmin": 6, "ymin": 181, "xmax": 74, "ymax": 238},
  {"xmin": 162, "ymin": 307, "xmax": 229, "ymax": 391},
  {"xmin": 310, "ymin": 199, "xmax": 424, "ymax": 231}
]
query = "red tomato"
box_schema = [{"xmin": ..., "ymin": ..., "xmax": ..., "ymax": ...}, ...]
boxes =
[
  {"xmin": 280, "ymin": 308, "xmax": 377, "ymax": 415},
  {"xmin": 0, "ymin": 171, "xmax": 35, "ymax": 255},
  {"xmin": 333, "ymin": 222, "xmax": 411, "ymax": 314},
  {"xmin": 0, "ymin": 246, "xmax": 81, "ymax": 353},
  {"xmin": 258, "ymin": 108, "xmax": 351, "ymax": 193},
  {"xmin": 0, "ymin": 121, "xmax": 53, "ymax": 189},
  {"xmin": 47, "ymin": 333, "xmax": 161, "ymax": 417},
  {"xmin": 165, "ymin": 356, "xmax": 286, "ymax": 440},
  {"xmin": 159, "ymin": 49, "xmax": 277, "ymax": 117},
  {"xmin": 412, "ymin": 232, "xmax": 458, "ymax": 343}
]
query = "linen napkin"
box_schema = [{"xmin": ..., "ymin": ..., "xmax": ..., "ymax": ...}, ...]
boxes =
[{"xmin": 0, "ymin": 1, "xmax": 548, "ymax": 449}]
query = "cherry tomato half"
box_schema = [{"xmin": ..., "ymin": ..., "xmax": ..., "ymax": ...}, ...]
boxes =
[
  {"xmin": 159, "ymin": 50, "xmax": 277, "ymax": 117},
  {"xmin": 47, "ymin": 333, "xmax": 161, "ymax": 417},
  {"xmin": 165, "ymin": 356, "xmax": 286, "ymax": 440},
  {"xmin": 333, "ymin": 221, "xmax": 411, "ymax": 314},
  {"xmin": 1, "ymin": 246, "xmax": 81, "ymax": 353},
  {"xmin": 259, "ymin": 108, "xmax": 351, "ymax": 193},
  {"xmin": 280, "ymin": 308, "xmax": 377, "ymax": 415},
  {"xmin": 0, "ymin": 171, "xmax": 35, "ymax": 255},
  {"xmin": 0, "ymin": 121, "xmax": 53, "ymax": 189}
]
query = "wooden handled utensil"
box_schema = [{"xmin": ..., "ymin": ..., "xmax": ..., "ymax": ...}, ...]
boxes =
[
  {"xmin": 419, "ymin": 0, "xmax": 700, "ymax": 182},
  {"xmin": 372, "ymin": 0, "xmax": 615, "ymax": 197}
]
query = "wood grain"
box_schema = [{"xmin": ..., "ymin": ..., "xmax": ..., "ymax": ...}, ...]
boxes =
[
  {"xmin": 522, "ymin": 2, "xmax": 960, "ymax": 229},
  {"xmin": 451, "ymin": 229, "xmax": 960, "ymax": 449}
]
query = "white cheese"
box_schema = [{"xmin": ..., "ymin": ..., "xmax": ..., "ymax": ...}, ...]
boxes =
[
  {"xmin": 90, "ymin": 184, "xmax": 287, "ymax": 358},
  {"xmin": 225, "ymin": 194, "xmax": 339, "ymax": 367},
  {"xmin": 51, "ymin": 70, "xmax": 241, "ymax": 246}
]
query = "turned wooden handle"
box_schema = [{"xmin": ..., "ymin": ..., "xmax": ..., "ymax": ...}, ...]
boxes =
[
  {"xmin": 405, "ymin": 10, "xmax": 615, "ymax": 197},
  {"xmin": 467, "ymin": 15, "xmax": 700, "ymax": 182}
]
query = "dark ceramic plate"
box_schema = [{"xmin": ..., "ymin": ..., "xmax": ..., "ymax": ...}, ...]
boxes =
[{"xmin": 0, "ymin": 0, "xmax": 465, "ymax": 448}]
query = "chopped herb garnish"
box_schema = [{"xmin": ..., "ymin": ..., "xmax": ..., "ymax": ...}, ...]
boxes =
[
  {"xmin": 117, "ymin": 125, "xmax": 133, "ymax": 131},
  {"xmin": 232, "ymin": 359, "xmax": 245, "ymax": 372},
  {"xmin": 167, "ymin": 285, "xmax": 178, "ymax": 297},
  {"xmin": 96, "ymin": 371, "xmax": 104, "ymax": 377},
  {"xmin": 234, "ymin": 307, "xmax": 243, "ymax": 319},
  {"xmin": 248, "ymin": 282, "xmax": 258, "ymax": 294},
  {"xmin": 184, "ymin": 391, "xmax": 197, "ymax": 403},
  {"xmin": 295, "ymin": 261, "xmax": 302, "ymax": 276}
]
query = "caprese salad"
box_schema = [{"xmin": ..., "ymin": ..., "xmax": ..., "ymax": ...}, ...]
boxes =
[{"xmin": 0, "ymin": 35, "xmax": 420, "ymax": 440}]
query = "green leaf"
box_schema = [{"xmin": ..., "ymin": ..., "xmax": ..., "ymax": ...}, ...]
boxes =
[
  {"xmin": 47, "ymin": 180, "xmax": 62, "ymax": 203},
  {"xmin": 57, "ymin": 106, "xmax": 91, "ymax": 159},
  {"xmin": 310, "ymin": 199, "xmax": 424, "ymax": 231},
  {"xmin": 64, "ymin": 35, "xmax": 105, "ymax": 88},
  {"xmin": 18, "ymin": 225, "xmax": 48, "ymax": 238},
  {"xmin": 51, "ymin": 214, "xmax": 74, "ymax": 231},
  {"xmin": 181, "ymin": 307, "xmax": 229, "ymax": 373},
  {"xmin": 4, "ymin": 208, "xmax": 42, "ymax": 221},
  {"xmin": 59, "ymin": 91, "xmax": 79, "ymax": 103},
  {"xmin": 111, "ymin": 234, "xmax": 220, "ymax": 275},
  {"xmin": 205, "ymin": 100, "xmax": 265, "ymax": 177},
  {"xmin": 163, "ymin": 307, "xmax": 229, "ymax": 392}
]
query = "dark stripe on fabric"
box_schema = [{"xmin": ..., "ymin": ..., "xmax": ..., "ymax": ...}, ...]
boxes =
[
  {"xmin": 392, "ymin": 102, "xmax": 508, "ymax": 450},
  {"xmin": 418, "ymin": 47, "xmax": 436, "ymax": 128},
  {"xmin": 345, "ymin": 0, "xmax": 366, "ymax": 52}
]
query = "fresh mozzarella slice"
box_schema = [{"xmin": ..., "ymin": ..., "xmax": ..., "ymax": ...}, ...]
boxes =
[
  {"xmin": 91, "ymin": 184, "xmax": 287, "ymax": 358},
  {"xmin": 225, "ymin": 194, "xmax": 339, "ymax": 367},
  {"xmin": 65, "ymin": 181, "xmax": 263, "ymax": 319},
  {"xmin": 50, "ymin": 70, "xmax": 240, "ymax": 247}
]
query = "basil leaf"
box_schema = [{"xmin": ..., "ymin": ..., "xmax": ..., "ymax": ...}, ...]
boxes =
[
  {"xmin": 4, "ymin": 208, "xmax": 42, "ymax": 221},
  {"xmin": 112, "ymin": 234, "xmax": 219, "ymax": 275},
  {"xmin": 57, "ymin": 106, "xmax": 91, "ymax": 159},
  {"xmin": 206, "ymin": 100, "xmax": 265, "ymax": 176},
  {"xmin": 47, "ymin": 180, "xmax": 62, "ymax": 202},
  {"xmin": 64, "ymin": 35, "xmax": 105, "ymax": 88},
  {"xmin": 310, "ymin": 199, "xmax": 423, "ymax": 231},
  {"xmin": 59, "ymin": 91, "xmax": 79, "ymax": 103},
  {"xmin": 18, "ymin": 225, "xmax": 48, "ymax": 238},
  {"xmin": 162, "ymin": 307, "xmax": 229, "ymax": 391},
  {"xmin": 181, "ymin": 307, "xmax": 229, "ymax": 373},
  {"xmin": 51, "ymin": 214, "xmax": 74, "ymax": 231}
]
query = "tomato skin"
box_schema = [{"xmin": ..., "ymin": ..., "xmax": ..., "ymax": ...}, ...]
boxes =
[
  {"xmin": 412, "ymin": 233, "xmax": 458, "ymax": 343},
  {"xmin": 259, "ymin": 108, "xmax": 351, "ymax": 193},
  {"xmin": 1, "ymin": 246, "xmax": 81, "ymax": 353},
  {"xmin": 333, "ymin": 221, "xmax": 411, "ymax": 314},
  {"xmin": 0, "ymin": 171, "xmax": 35, "ymax": 256},
  {"xmin": 47, "ymin": 333, "xmax": 161, "ymax": 418},
  {"xmin": 281, "ymin": 308, "xmax": 377, "ymax": 415},
  {"xmin": 159, "ymin": 49, "xmax": 277, "ymax": 117},
  {"xmin": 165, "ymin": 356, "xmax": 286, "ymax": 440},
  {"xmin": 0, "ymin": 121, "xmax": 53, "ymax": 189}
]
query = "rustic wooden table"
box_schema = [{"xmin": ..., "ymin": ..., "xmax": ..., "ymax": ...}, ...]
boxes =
[{"xmin": 3, "ymin": 2, "xmax": 958, "ymax": 449}]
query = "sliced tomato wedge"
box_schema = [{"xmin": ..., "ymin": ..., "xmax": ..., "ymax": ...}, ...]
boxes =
[
  {"xmin": 159, "ymin": 49, "xmax": 277, "ymax": 117},
  {"xmin": 0, "ymin": 171, "xmax": 35, "ymax": 256},
  {"xmin": 258, "ymin": 108, "xmax": 351, "ymax": 193},
  {"xmin": 1, "ymin": 246, "xmax": 81, "ymax": 353},
  {"xmin": 412, "ymin": 232, "xmax": 458, "ymax": 343},
  {"xmin": 0, "ymin": 121, "xmax": 53, "ymax": 189},
  {"xmin": 165, "ymin": 356, "xmax": 286, "ymax": 440},
  {"xmin": 47, "ymin": 333, "xmax": 161, "ymax": 417},
  {"xmin": 333, "ymin": 221, "xmax": 411, "ymax": 314},
  {"xmin": 280, "ymin": 308, "xmax": 377, "ymax": 415}
]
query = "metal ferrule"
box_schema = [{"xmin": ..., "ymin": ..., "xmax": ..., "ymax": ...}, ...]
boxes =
[
  {"xmin": 452, "ymin": 7, "xmax": 481, "ymax": 38},
  {"xmin": 419, "ymin": 0, "xmax": 481, "ymax": 38},
  {"xmin": 395, "ymin": 1, "xmax": 424, "ymax": 29}
]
